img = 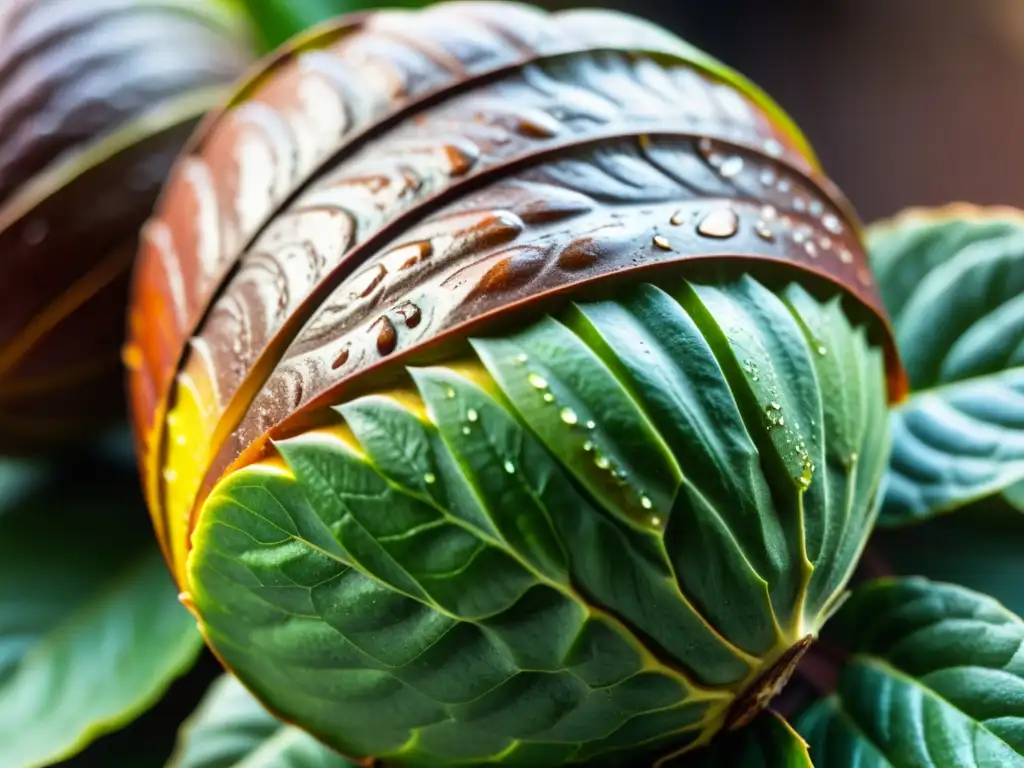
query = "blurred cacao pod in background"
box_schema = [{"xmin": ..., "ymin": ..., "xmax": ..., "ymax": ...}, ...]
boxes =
[
  {"xmin": 0, "ymin": 0, "xmax": 254, "ymax": 454},
  {"xmin": 128, "ymin": 2, "xmax": 907, "ymax": 764}
]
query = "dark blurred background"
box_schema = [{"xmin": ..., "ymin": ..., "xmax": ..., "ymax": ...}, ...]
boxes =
[{"xmin": 549, "ymin": 0, "xmax": 1024, "ymax": 222}]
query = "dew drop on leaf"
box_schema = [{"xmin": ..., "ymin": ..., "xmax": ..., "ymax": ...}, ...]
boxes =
[
  {"xmin": 560, "ymin": 407, "xmax": 579, "ymax": 425},
  {"xmin": 697, "ymin": 207, "xmax": 739, "ymax": 239},
  {"xmin": 822, "ymin": 213, "xmax": 844, "ymax": 234},
  {"xmin": 719, "ymin": 156, "xmax": 744, "ymax": 178}
]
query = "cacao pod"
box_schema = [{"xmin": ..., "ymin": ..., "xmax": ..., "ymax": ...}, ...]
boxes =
[
  {"xmin": 127, "ymin": 3, "xmax": 907, "ymax": 764},
  {"xmin": 0, "ymin": 0, "xmax": 253, "ymax": 452}
]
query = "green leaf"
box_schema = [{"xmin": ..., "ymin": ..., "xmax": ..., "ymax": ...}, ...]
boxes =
[
  {"xmin": 870, "ymin": 503, "xmax": 1024, "ymax": 618},
  {"xmin": 241, "ymin": 0, "xmax": 429, "ymax": 51},
  {"xmin": 796, "ymin": 577, "xmax": 1024, "ymax": 766},
  {"xmin": 188, "ymin": 275, "xmax": 889, "ymax": 765},
  {"xmin": 0, "ymin": 458, "xmax": 203, "ymax": 768},
  {"xmin": 678, "ymin": 712, "xmax": 812, "ymax": 767},
  {"xmin": 869, "ymin": 207, "xmax": 1024, "ymax": 525},
  {"xmin": 169, "ymin": 674, "xmax": 354, "ymax": 768}
]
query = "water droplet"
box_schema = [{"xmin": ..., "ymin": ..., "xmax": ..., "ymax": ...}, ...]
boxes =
[
  {"xmin": 583, "ymin": 440, "xmax": 595, "ymax": 452},
  {"xmin": 794, "ymin": 197, "xmax": 808, "ymax": 213},
  {"xmin": 778, "ymin": 417, "xmax": 785, "ymax": 426},
  {"xmin": 640, "ymin": 495, "xmax": 653, "ymax": 510},
  {"xmin": 528, "ymin": 373, "xmax": 548, "ymax": 390},
  {"xmin": 586, "ymin": 420, "xmax": 596, "ymax": 430},
  {"xmin": 708, "ymin": 152, "xmax": 724, "ymax": 167},
  {"xmin": 763, "ymin": 139, "xmax": 784, "ymax": 157},
  {"xmin": 819, "ymin": 236, "xmax": 833, "ymax": 250},
  {"xmin": 837, "ymin": 248, "xmax": 853, "ymax": 264},
  {"xmin": 697, "ymin": 207, "xmax": 739, "ymax": 239},
  {"xmin": 670, "ymin": 210, "xmax": 686, "ymax": 226},
  {"xmin": 504, "ymin": 460, "xmax": 516, "ymax": 474},
  {"xmin": 424, "ymin": 472, "xmax": 437, "ymax": 484},
  {"xmin": 793, "ymin": 229, "xmax": 809, "ymax": 244},
  {"xmin": 822, "ymin": 213, "xmax": 843, "ymax": 234},
  {"xmin": 770, "ymin": 402, "xmax": 783, "ymax": 411},
  {"xmin": 163, "ymin": 467, "xmax": 178, "ymax": 483},
  {"xmin": 543, "ymin": 393, "xmax": 555, "ymax": 403},
  {"xmin": 560, "ymin": 407, "xmax": 579, "ymax": 425},
  {"xmin": 515, "ymin": 353, "xmax": 528, "ymax": 365},
  {"xmin": 396, "ymin": 301, "xmax": 421, "ymax": 328},
  {"xmin": 761, "ymin": 205, "xmax": 778, "ymax": 220},
  {"xmin": 461, "ymin": 425, "xmax": 471, "ymax": 435},
  {"xmin": 755, "ymin": 220, "xmax": 774, "ymax": 241},
  {"xmin": 804, "ymin": 241, "xmax": 819, "ymax": 258},
  {"xmin": 809, "ymin": 200, "xmax": 824, "ymax": 216},
  {"xmin": 331, "ymin": 346, "xmax": 350, "ymax": 369},
  {"xmin": 760, "ymin": 169, "xmax": 777, "ymax": 186},
  {"xmin": 719, "ymin": 156, "xmax": 744, "ymax": 178},
  {"xmin": 652, "ymin": 235, "xmax": 672, "ymax": 251},
  {"xmin": 466, "ymin": 408, "xmax": 479, "ymax": 423},
  {"xmin": 817, "ymin": 345, "xmax": 828, "ymax": 356},
  {"xmin": 176, "ymin": 434, "xmax": 187, "ymax": 447},
  {"xmin": 445, "ymin": 387, "xmax": 456, "ymax": 399},
  {"xmin": 374, "ymin": 316, "xmax": 398, "ymax": 355},
  {"xmin": 777, "ymin": 179, "xmax": 792, "ymax": 194},
  {"xmin": 594, "ymin": 454, "xmax": 611, "ymax": 470},
  {"xmin": 650, "ymin": 516, "xmax": 662, "ymax": 527}
]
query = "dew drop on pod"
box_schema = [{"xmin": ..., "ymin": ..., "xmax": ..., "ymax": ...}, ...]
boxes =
[
  {"xmin": 127, "ymin": 3, "xmax": 908, "ymax": 765},
  {"xmin": 0, "ymin": 0, "xmax": 253, "ymax": 453}
]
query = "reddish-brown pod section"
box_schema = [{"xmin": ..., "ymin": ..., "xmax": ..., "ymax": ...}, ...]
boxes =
[
  {"xmin": 0, "ymin": 0, "xmax": 252, "ymax": 453},
  {"xmin": 125, "ymin": 2, "xmax": 907, "ymax": 578}
]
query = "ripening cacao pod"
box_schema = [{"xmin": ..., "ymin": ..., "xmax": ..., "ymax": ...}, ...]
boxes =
[
  {"xmin": 0, "ymin": 0, "xmax": 253, "ymax": 453},
  {"xmin": 127, "ymin": 3, "xmax": 907, "ymax": 765}
]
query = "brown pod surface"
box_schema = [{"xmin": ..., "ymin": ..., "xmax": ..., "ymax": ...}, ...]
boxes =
[
  {"xmin": 0, "ymin": 0, "xmax": 253, "ymax": 453},
  {"xmin": 128, "ymin": 0, "xmax": 906, "ymax": 581}
]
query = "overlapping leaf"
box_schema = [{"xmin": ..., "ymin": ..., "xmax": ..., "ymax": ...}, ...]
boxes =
[
  {"xmin": 870, "ymin": 207, "xmax": 1024, "ymax": 525},
  {"xmin": 0, "ymin": 457, "xmax": 203, "ymax": 768},
  {"xmin": 188, "ymin": 275, "xmax": 887, "ymax": 765},
  {"xmin": 169, "ymin": 675, "xmax": 354, "ymax": 768},
  {"xmin": 797, "ymin": 577, "xmax": 1024, "ymax": 767},
  {"xmin": 0, "ymin": 0, "xmax": 253, "ymax": 451}
]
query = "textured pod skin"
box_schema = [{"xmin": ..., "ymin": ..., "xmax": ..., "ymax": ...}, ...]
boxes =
[
  {"xmin": 0, "ymin": 0, "xmax": 253, "ymax": 453},
  {"xmin": 128, "ymin": 3, "xmax": 906, "ymax": 765}
]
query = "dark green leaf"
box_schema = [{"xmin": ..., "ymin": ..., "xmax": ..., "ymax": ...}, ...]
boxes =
[
  {"xmin": 797, "ymin": 577, "xmax": 1024, "ymax": 766},
  {"xmin": 241, "ymin": 0, "xmax": 430, "ymax": 51},
  {"xmin": 0, "ymin": 458, "xmax": 203, "ymax": 768},
  {"xmin": 870, "ymin": 504, "xmax": 1024, "ymax": 617},
  {"xmin": 188, "ymin": 275, "xmax": 888, "ymax": 765},
  {"xmin": 678, "ymin": 712, "xmax": 812, "ymax": 768},
  {"xmin": 169, "ymin": 674, "xmax": 354, "ymax": 768},
  {"xmin": 869, "ymin": 207, "xmax": 1024, "ymax": 525}
]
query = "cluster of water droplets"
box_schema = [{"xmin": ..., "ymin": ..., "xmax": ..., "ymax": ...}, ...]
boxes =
[
  {"xmin": 514, "ymin": 353, "xmax": 660, "ymax": 529},
  {"xmin": 674, "ymin": 136, "xmax": 866, "ymax": 279}
]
